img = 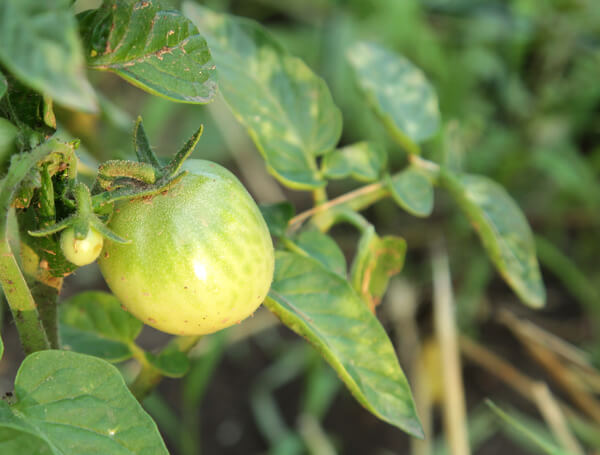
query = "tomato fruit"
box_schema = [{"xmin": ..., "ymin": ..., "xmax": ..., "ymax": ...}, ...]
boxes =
[
  {"xmin": 98, "ymin": 159, "xmax": 274, "ymax": 335},
  {"xmin": 60, "ymin": 226, "xmax": 104, "ymax": 267}
]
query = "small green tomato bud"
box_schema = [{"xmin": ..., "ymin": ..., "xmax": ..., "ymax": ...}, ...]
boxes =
[{"xmin": 60, "ymin": 226, "xmax": 104, "ymax": 266}]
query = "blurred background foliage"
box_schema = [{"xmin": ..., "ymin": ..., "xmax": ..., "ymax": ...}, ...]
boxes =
[{"xmin": 2, "ymin": 0, "xmax": 599, "ymax": 453}]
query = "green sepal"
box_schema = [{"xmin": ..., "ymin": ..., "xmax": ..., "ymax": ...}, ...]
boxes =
[
  {"xmin": 90, "ymin": 217, "xmax": 130, "ymax": 244},
  {"xmin": 162, "ymin": 124, "xmax": 203, "ymax": 178},
  {"xmin": 97, "ymin": 160, "xmax": 158, "ymax": 189},
  {"xmin": 92, "ymin": 171, "xmax": 187, "ymax": 209},
  {"xmin": 133, "ymin": 116, "xmax": 162, "ymax": 170},
  {"xmin": 27, "ymin": 215, "xmax": 74, "ymax": 237},
  {"xmin": 72, "ymin": 217, "xmax": 89, "ymax": 240}
]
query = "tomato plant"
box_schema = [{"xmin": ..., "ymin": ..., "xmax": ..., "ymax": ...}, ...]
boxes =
[
  {"xmin": 99, "ymin": 159, "xmax": 274, "ymax": 335},
  {"xmin": 0, "ymin": 0, "xmax": 597, "ymax": 454}
]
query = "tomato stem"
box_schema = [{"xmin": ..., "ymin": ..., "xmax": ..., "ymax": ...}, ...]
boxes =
[
  {"xmin": 0, "ymin": 238, "xmax": 50, "ymax": 354},
  {"xmin": 287, "ymin": 156, "xmax": 441, "ymax": 233},
  {"xmin": 129, "ymin": 335, "xmax": 203, "ymax": 401},
  {"xmin": 28, "ymin": 279, "xmax": 62, "ymax": 349}
]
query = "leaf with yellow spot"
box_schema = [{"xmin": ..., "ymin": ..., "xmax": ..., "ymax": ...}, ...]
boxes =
[{"xmin": 350, "ymin": 225, "xmax": 407, "ymax": 312}]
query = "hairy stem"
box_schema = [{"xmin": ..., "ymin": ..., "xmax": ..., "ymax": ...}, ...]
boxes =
[
  {"xmin": 28, "ymin": 279, "xmax": 62, "ymax": 349},
  {"xmin": 0, "ymin": 238, "xmax": 50, "ymax": 354}
]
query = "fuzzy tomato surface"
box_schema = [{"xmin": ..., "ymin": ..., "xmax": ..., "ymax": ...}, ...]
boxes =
[{"xmin": 98, "ymin": 160, "xmax": 274, "ymax": 335}]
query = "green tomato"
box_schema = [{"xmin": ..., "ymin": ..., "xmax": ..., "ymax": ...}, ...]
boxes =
[
  {"xmin": 60, "ymin": 226, "xmax": 104, "ymax": 267},
  {"xmin": 98, "ymin": 159, "xmax": 275, "ymax": 336}
]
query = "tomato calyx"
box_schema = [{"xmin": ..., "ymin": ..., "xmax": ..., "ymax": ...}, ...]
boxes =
[
  {"xmin": 90, "ymin": 117, "xmax": 203, "ymax": 210},
  {"xmin": 28, "ymin": 182, "xmax": 130, "ymax": 265}
]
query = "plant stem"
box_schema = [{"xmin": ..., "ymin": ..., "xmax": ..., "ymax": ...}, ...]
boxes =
[
  {"xmin": 287, "ymin": 155, "xmax": 441, "ymax": 233},
  {"xmin": 0, "ymin": 238, "xmax": 50, "ymax": 354},
  {"xmin": 287, "ymin": 180, "xmax": 388, "ymax": 232},
  {"xmin": 130, "ymin": 335, "xmax": 202, "ymax": 401},
  {"xmin": 28, "ymin": 280, "xmax": 62, "ymax": 349}
]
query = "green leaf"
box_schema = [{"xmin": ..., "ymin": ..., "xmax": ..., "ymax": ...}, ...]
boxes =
[
  {"xmin": 0, "ymin": 71, "xmax": 6, "ymax": 100},
  {"xmin": 0, "ymin": 0, "xmax": 97, "ymax": 112},
  {"xmin": 145, "ymin": 348, "xmax": 190, "ymax": 378},
  {"xmin": 321, "ymin": 141, "xmax": 387, "ymax": 182},
  {"xmin": 0, "ymin": 118, "xmax": 18, "ymax": 166},
  {"xmin": 264, "ymin": 251, "xmax": 422, "ymax": 437},
  {"xmin": 440, "ymin": 171, "xmax": 545, "ymax": 308},
  {"xmin": 80, "ymin": 0, "xmax": 217, "ymax": 104},
  {"xmin": 184, "ymin": 4, "xmax": 342, "ymax": 189},
  {"xmin": 387, "ymin": 166, "xmax": 434, "ymax": 217},
  {"xmin": 260, "ymin": 202, "xmax": 295, "ymax": 238},
  {"xmin": 347, "ymin": 41, "xmax": 440, "ymax": 149},
  {"xmin": 0, "ymin": 331, "xmax": 3, "ymax": 360},
  {"xmin": 0, "ymin": 75, "xmax": 56, "ymax": 138},
  {"xmin": 0, "ymin": 350, "xmax": 168, "ymax": 454},
  {"xmin": 486, "ymin": 400, "xmax": 572, "ymax": 455},
  {"xmin": 292, "ymin": 229, "xmax": 346, "ymax": 278},
  {"xmin": 350, "ymin": 226, "xmax": 407, "ymax": 310},
  {"xmin": 59, "ymin": 291, "xmax": 143, "ymax": 362}
]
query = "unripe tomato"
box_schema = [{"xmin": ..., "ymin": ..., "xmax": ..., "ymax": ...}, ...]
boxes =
[
  {"xmin": 60, "ymin": 226, "xmax": 104, "ymax": 266},
  {"xmin": 98, "ymin": 160, "xmax": 274, "ymax": 335}
]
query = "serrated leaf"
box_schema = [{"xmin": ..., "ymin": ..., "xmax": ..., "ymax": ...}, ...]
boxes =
[
  {"xmin": 0, "ymin": 0, "xmax": 97, "ymax": 112},
  {"xmin": 347, "ymin": 41, "xmax": 440, "ymax": 148},
  {"xmin": 440, "ymin": 171, "xmax": 545, "ymax": 308},
  {"xmin": 260, "ymin": 202, "xmax": 295, "ymax": 238},
  {"xmin": 80, "ymin": 0, "xmax": 217, "ymax": 104},
  {"xmin": 350, "ymin": 226, "xmax": 407, "ymax": 310},
  {"xmin": 185, "ymin": 4, "xmax": 342, "ymax": 189},
  {"xmin": 0, "ymin": 350, "xmax": 168, "ymax": 454},
  {"xmin": 264, "ymin": 251, "xmax": 422, "ymax": 437},
  {"xmin": 293, "ymin": 230, "xmax": 346, "ymax": 277},
  {"xmin": 387, "ymin": 166, "xmax": 434, "ymax": 217},
  {"xmin": 60, "ymin": 291, "xmax": 143, "ymax": 362},
  {"xmin": 145, "ymin": 348, "xmax": 190, "ymax": 378},
  {"xmin": 321, "ymin": 142, "xmax": 387, "ymax": 182}
]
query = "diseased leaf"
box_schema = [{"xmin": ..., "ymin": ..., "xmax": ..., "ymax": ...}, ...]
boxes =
[
  {"xmin": 350, "ymin": 226, "xmax": 407, "ymax": 310},
  {"xmin": 60, "ymin": 291, "xmax": 143, "ymax": 362},
  {"xmin": 185, "ymin": 4, "xmax": 342, "ymax": 189},
  {"xmin": 292, "ymin": 229, "xmax": 346, "ymax": 277},
  {"xmin": 265, "ymin": 251, "xmax": 422, "ymax": 437},
  {"xmin": 0, "ymin": 350, "xmax": 168, "ymax": 454},
  {"xmin": 347, "ymin": 41, "xmax": 440, "ymax": 149},
  {"xmin": 440, "ymin": 171, "xmax": 545, "ymax": 308},
  {"xmin": 387, "ymin": 166, "xmax": 434, "ymax": 217},
  {"xmin": 322, "ymin": 141, "xmax": 387, "ymax": 182},
  {"xmin": 260, "ymin": 202, "xmax": 295, "ymax": 238},
  {"xmin": 0, "ymin": 0, "xmax": 97, "ymax": 112},
  {"xmin": 80, "ymin": 0, "xmax": 217, "ymax": 104}
]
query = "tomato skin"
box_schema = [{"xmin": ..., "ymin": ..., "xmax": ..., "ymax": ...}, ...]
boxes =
[
  {"xmin": 98, "ymin": 160, "xmax": 274, "ymax": 335},
  {"xmin": 60, "ymin": 226, "xmax": 104, "ymax": 266}
]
